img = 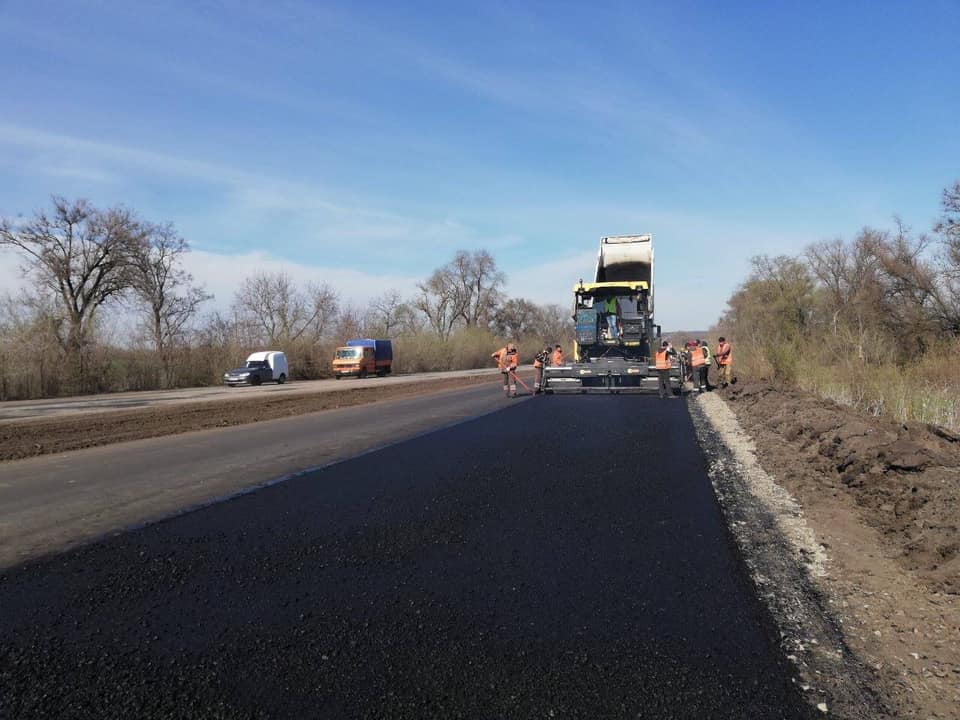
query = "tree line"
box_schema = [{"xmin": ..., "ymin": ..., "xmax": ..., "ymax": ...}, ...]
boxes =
[
  {"xmin": 716, "ymin": 181, "xmax": 960, "ymax": 428},
  {"xmin": 0, "ymin": 197, "xmax": 571, "ymax": 399}
]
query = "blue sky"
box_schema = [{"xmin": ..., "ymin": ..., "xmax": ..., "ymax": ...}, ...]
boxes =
[{"xmin": 1, "ymin": 0, "xmax": 958, "ymax": 329}]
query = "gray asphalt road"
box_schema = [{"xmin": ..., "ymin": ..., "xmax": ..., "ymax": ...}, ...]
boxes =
[
  {"xmin": 0, "ymin": 368, "xmax": 500, "ymax": 422},
  {"xmin": 0, "ymin": 380, "xmax": 513, "ymax": 569},
  {"xmin": 1, "ymin": 395, "xmax": 815, "ymax": 719}
]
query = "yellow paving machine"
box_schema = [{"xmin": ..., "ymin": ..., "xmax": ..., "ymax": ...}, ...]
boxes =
[{"xmin": 543, "ymin": 235, "xmax": 682, "ymax": 394}]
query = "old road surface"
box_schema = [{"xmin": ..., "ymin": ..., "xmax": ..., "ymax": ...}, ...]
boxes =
[{"xmin": 1, "ymin": 395, "xmax": 817, "ymax": 720}]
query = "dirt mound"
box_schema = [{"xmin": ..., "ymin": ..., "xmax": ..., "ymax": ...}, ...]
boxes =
[{"xmin": 721, "ymin": 381, "xmax": 960, "ymax": 594}]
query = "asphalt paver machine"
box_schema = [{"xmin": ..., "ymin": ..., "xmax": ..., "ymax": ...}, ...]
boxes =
[{"xmin": 543, "ymin": 234, "xmax": 683, "ymax": 394}]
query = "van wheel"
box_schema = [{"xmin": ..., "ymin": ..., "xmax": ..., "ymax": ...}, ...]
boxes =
[
  {"xmin": 252, "ymin": 376, "xmax": 262, "ymax": 386},
  {"xmin": 277, "ymin": 373, "xmax": 286, "ymax": 384}
]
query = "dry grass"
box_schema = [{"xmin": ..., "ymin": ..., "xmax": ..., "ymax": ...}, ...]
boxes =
[{"xmin": 730, "ymin": 338, "xmax": 960, "ymax": 432}]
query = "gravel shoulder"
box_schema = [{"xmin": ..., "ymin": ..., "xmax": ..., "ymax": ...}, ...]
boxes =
[
  {"xmin": 703, "ymin": 382, "xmax": 960, "ymax": 719},
  {"xmin": 0, "ymin": 372, "xmax": 501, "ymax": 462}
]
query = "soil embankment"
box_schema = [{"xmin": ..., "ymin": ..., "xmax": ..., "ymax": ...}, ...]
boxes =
[
  {"xmin": 718, "ymin": 381, "xmax": 960, "ymax": 718},
  {"xmin": 0, "ymin": 373, "xmax": 501, "ymax": 462}
]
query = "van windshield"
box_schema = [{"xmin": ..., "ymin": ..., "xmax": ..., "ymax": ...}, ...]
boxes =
[
  {"xmin": 246, "ymin": 360, "xmax": 267, "ymax": 368},
  {"xmin": 336, "ymin": 348, "xmax": 361, "ymax": 359}
]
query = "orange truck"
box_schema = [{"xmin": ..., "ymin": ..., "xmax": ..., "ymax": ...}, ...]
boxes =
[{"xmin": 332, "ymin": 339, "xmax": 393, "ymax": 379}]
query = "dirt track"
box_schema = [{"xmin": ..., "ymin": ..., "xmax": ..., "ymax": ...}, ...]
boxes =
[
  {"xmin": 0, "ymin": 373, "xmax": 500, "ymax": 462},
  {"xmin": 719, "ymin": 381, "xmax": 960, "ymax": 718}
]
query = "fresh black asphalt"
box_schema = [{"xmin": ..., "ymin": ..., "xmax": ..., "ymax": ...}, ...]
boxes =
[{"xmin": 0, "ymin": 396, "xmax": 816, "ymax": 719}]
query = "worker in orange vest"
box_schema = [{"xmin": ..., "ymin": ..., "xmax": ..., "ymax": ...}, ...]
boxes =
[
  {"xmin": 533, "ymin": 345, "xmax": 551, "ymax": 394},
  {"xmin": 492, "ymin": 342, "xmax": 519, "ymax": 397},
  {"xmin": 689, "ymin": 340, "xmax": 707, "ymax": 392},
  {"xmin": 715, "ymin": 337, "xmax": 733, "ymax": 388},
  {"xmin": 551, "ymin": 344, "xmax": 565, "ymax": 367},
  {"xmin": 654, "ymin": 340, "xmax": 677, "ymax": 399}
]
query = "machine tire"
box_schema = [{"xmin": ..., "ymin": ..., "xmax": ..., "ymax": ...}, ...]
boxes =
[{"xmin": 359, "ymin": 368, "xmax": 368, "ymax": 379}]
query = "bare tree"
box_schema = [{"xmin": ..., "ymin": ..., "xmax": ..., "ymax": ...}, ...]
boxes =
[
  {"xmin": 492, "ymin": 297, "xmax": 539, "ymax": 337},
  {"xmin": 414, "ymin": 265, "xmax": 468, "ymax": 341},
  {"xmin": 365, "ymin": 290, "xmax": 406, "ymax": 336},
  {"xmin": 233, "ymin": 271, "xmax": 338, "ymax": 346},
  {"xmin": 451, "ymin": 249, "xmax": 506, "ymax": 327},
  {"xmin": 875, "ymin": 221, "xmax": 960, "ymax": 338},
  {"xmin": 130, "ymin": 223, "xmax": 212, "ymax": 385},
  {"xmin": 934, "ymin": 180, "xmax": 960, "ymax": 245},
  {"xmin": 414, "ymin": 249, "xmax": 505, "ymax": 339},
  {"xmin": 0, "ymin": 197, "xmax": 145, "ymax": 390}
]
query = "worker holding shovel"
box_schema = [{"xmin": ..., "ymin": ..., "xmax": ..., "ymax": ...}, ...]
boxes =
[{"xmin": 491, "ymin": 343, "xmax": 520, "ymax": 398}]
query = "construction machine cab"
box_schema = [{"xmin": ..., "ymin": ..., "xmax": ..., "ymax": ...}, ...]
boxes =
[{"xmin": 573, "ymin": 280, "xmax": 654, "ymax": 362}]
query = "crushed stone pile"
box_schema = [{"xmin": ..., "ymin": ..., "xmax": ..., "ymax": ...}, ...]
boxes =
[{"xmin": 721, "ymin": 382, "xmax": 960, "ymax": 594}]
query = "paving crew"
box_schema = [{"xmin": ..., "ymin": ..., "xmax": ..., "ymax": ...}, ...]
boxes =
[
  {"xmin": 492, "ymin": 342, "xmax": 520, "ymax": 397},
  {"xmin": 533, "ymin": 345, "xmax": 551, "ymax": 394},
  {"xmin": 654, "ymin": 340, "xmax": 677, "ymax": 399},
  {"xmin": 551, "ymin": 344, "xmax": 565, "ymax": 367},
  {"xmin": 699, "ymin": 339, "xmax": 712, "ymax": 390},
  {"xmin": 715, "ymin": 336, "xmax": 733, "ymax": 388},
  {"xmin": 689, "ymin": 339, "xmax": 707, "ymax": 392}
]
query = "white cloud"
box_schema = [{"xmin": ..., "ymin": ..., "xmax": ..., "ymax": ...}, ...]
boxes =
[{"xmin": 507, "ymin": 251, "xmax": 596, "ymax": 307}]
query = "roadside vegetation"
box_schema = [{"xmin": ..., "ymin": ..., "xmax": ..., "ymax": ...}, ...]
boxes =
[
  {"xmin": 717, "ymin": 181, "xmax": 960, "ymax": 431},
  {"xmin": 0, "ymin": 197, "xmax": 572, "ymax": 400}
]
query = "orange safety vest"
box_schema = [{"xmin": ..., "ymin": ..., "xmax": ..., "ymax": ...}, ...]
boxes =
[
  {"xmin": 551, "ymin": 350, "xmax": 564, "ymax": 366},
  {"xmin": 716, "ymin": 342, "xmax": 732, "ymax": 366},
  {"xmin": 690, "ymin": 346, "xmax": 706, "ymax": 368},
  {"xmin": 493, "ymin": 348, "xmax": 518, "ymax": 371},
  {"xmin": 655, "ymin": 349, "xmax": 672, "ymax": 370}
]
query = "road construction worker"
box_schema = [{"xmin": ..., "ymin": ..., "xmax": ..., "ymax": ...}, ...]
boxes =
[
  {"xmin": 689, "ymin": 339, "xmax": 707, "ymax": 392},
  {"xmin": 654, "ymin": 340, "xmax": 677, "ymax": 399},
  {"xmin": 492, "ymin": 342, "xmax": 519, "ymax": 397},
  {"xmin": 603, "ymin": 296, "xmax": 620, "ymax": 340},
  {"xmin": 533, "ymin": 345, "xmax": 551, "ymax": 394},
  {"xmin": 680, "ymin": 340, "xmax": 696, "ymax": 383},
  {"xmin": 551, "ymin": 344, "xmax": 565, "ymax": 367},
  {"xmin": 715, "ymin": 337, "xmax": 733, "ymax": 388},
  {"xmin": 700, "ymin": 339, "xmax": 712, "ymax": 390}
]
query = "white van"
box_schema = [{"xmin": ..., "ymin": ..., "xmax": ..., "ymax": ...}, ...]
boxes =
[{"xmin": 223, "ymin": 351, "xmax": 289, "ymax": 386}]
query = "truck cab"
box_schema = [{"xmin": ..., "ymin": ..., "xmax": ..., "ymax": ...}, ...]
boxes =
[{"xmin": 332, "ymin": 339, "xmax": 393, "ymax": 379}]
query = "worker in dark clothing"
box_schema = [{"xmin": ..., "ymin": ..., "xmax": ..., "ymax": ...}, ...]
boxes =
[
  {"xmin": 654, "ymin": 340, "xmax": 677, "ymax": 399},
  {"xmin": 533, "ymin": 345, "xmax": 551, "ymax": 394}
]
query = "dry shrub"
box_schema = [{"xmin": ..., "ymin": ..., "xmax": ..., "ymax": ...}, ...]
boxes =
[{"xmin": 800, "ymin": 340, "xmax": 960, "ymax": 431}]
